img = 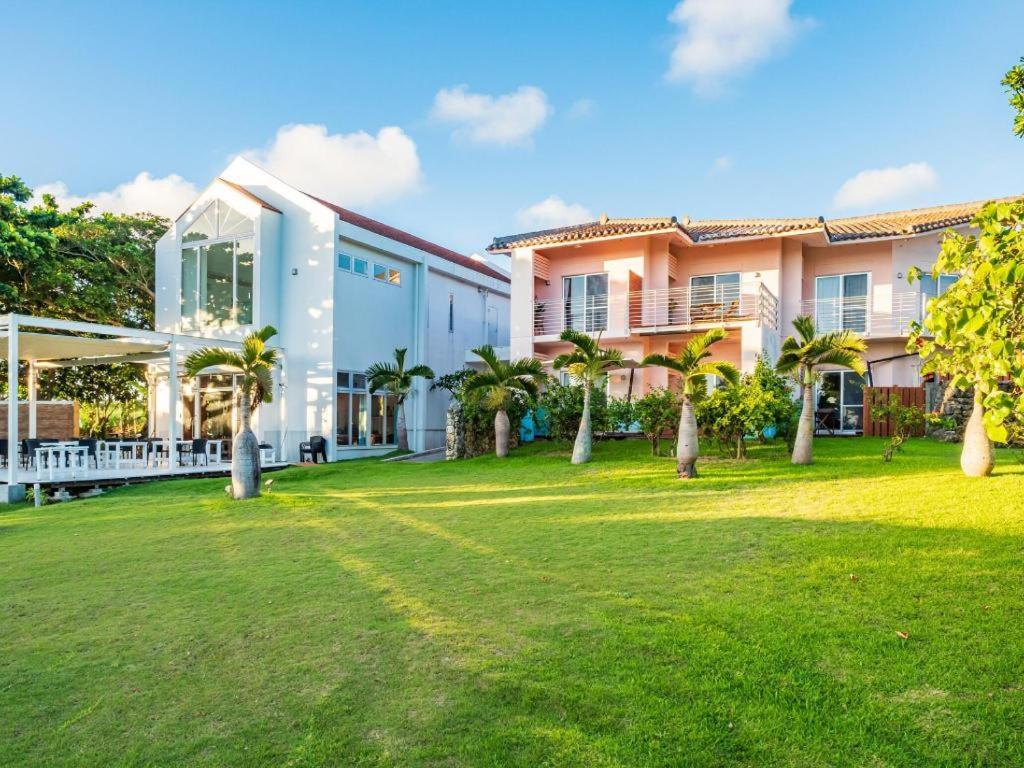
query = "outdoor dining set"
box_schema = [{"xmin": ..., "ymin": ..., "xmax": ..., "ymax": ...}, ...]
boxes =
[{"xmin": 0, "ymin": 437, "xmax": 226, "ymax": 481}]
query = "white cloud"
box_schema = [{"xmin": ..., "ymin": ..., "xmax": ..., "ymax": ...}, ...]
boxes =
[
  {"xmin": 431, "ymin": 85, "xmax": 552, "ymax": 145},
  {"xmin": 33, "ymin": 172, "xmax": 199, "ymax": 217},
  {"xmin": 242, "ymin": 123, "xmax": 422, "ymax": 206},
  {"xmin": 709, "ymin": 155, "xmax": 733, "ymax": 175},
  {"xmin": 666, "ymin": 0, "xmax": 812, "ymax": 93},
  {"xmin": 567, "ymin": 98, "xmax": 596, "ymax": 119},
  {"xmin": 833, "ymin": 162, "xmax": 939, "ymax": 210},
  {"xmin": 517, "ymin": 196, "xmax": 594, "ymax": 230}
]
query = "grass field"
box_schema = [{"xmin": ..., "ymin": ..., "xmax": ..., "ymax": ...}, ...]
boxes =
[{"xmin": 2, "ymin": 438, "xmax": 1023, "ymax": 767}]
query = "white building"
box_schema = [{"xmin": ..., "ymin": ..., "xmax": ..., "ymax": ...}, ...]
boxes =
[{"xmin": 152, "ymin": 157, "xmax": 510, "ymax": 460}]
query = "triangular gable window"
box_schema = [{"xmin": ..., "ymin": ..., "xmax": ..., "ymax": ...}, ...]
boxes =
[{"xmin": 182, "ymin": 199, "xmax": 254, "ymax": 244}]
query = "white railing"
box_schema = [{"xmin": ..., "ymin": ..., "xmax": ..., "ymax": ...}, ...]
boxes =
[
  {"xmin": 800, "ymin": 292, "xmax": 925, "ymax": 337},
  {"xmin": 532, "ymin": 282, "xmax": 778, "ymax": 336}
]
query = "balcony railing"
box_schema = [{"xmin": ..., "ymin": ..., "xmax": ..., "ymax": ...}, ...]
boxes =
[
  {"xmin": 532, "ymin": 282, "xmax": 778, "ymax": 337},
  {"xmin": 799, "ymin": 292, "xmax": 925, "ymax": 337}
]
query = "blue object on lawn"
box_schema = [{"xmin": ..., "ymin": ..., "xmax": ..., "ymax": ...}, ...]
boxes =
[
  {"xmin": 520, "ymin": 411, "xmax": 536, "ymax": 443},
  {"xmin": 762, "ymin": 424, "xmax": 778, "ymax": 439},
  {"xmin": 533, "ymin": 406, "xmax": 550, "ymax": 438}
]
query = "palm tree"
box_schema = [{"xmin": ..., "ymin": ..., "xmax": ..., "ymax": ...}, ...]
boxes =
[
  {"xmin": 641, "ymin": 328, "xmax": 739, "ymax": 479},
  {"xmin": 184, "ymin": 325, "xmax": 280, "ymax": 499},
  {"xmin": 464, "ymin": 345, "xmax": 546, "ymax": 458},
  {"xmin": 552, "ymin": 329, "xmax": 624, "ymax": 464},
  {"xmin": 775, "ymin": 315, "xmax": 867, "ymax": 465},
  {"xmin": 365, "ymin": 348, "xmax": 435, "ymax": 452}
]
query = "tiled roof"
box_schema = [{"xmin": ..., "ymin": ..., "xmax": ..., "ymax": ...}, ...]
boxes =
[
  {"xmin": 488, "ymin": 197, "xmax": 1020, "ymax": 251},
  {"xmin": 309, "ymin": 195, "xmax": 510, "ymax": 283},
  {"xmin": 489, "ymin": 216, "xmax": 684, "ymax": 250}
]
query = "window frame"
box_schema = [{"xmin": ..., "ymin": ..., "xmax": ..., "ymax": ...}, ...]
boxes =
[
  {"xmin": 179, "ymin": 200, "xmax": 256, "ymax": 329},
  {"xmin": 335, "ymin": 369, "xmax": 397, "ymax": 448}
]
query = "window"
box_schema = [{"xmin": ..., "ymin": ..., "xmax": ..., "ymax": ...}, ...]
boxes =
[
  {"xmin": 689, "ymin": 272, "xmax": 740, "ymax": 322},
  {"xmin": 336, "ymin": 370, "xmax": 397, "ymax": 447},
  {"xmin": 562, "ymin": 272, "xmax": 608, "ymax": 332},
  {"xmin": 338, "ymin": 253, "xmax": 352, "ymax": 271},
  {"xmin": 920, "ymin": 272, "xmax": 958, "ymax": 302},
  {"xmin": 372, "ymin": 263, "xmax": 401, "ymax": 285},
  {"xmin": 817, "ymin": 371, "xmax": 865, "ymax": 433},
  {"xmin": 448, "ymin": 293, "xmax": 455, "ymax": 333},
  {"xmin": 195, "ymin": 374, "xmax": 241, "ymax": 440},
  {"xmin": 815, "ymin": 273, "xmax": 869, "ymax": 333},
  {"xmin": 180, "ymin": 200, "xmax": 255, "ymax": 328},
  {"xmin": 353, "ymin": 258, "xmax": 368, "ymax": 277}
]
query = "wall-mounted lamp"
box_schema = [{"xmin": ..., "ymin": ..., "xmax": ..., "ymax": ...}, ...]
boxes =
[
  {"xmin": 291, "ymin": 268, "xmax": 298, "ymax": 276},
  {"xmin": 897, "ymin": 272, "xmax": 904, "ymax": 279}
]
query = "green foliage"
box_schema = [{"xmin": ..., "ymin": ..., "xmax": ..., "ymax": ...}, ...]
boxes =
[
  {"xmin": 641, "ymin": 328, "xmax": 739, "ymax": 396},
  {"xmin": 695, "ymin": 358, "xmax": 796, "ymax": 458},
  {"xmin": 632, "ymin": 387, "xmax": 680, "ymax": 455},
  {"xmin": 184, "ymin": 326, "xmax": 281, "ymax": 419},
  {"xmin": 365, "ymin": 347, "xmax": 434, "ymax": 403},
  {"xmin": 776, "ymin": 315, "xmax": 868, "ymax": 385},
  {"xmin": 430, "ymin": 369, "xmax": 474, "ymax": 395},
  {"xmin": 1004, "ymin": 57, "xmax": 1024, "ymax": 139},
  {"xmin": 464, "ymin": 345, "xmax": 546, "ymax": 411},
  {"xmin": 869, "ymin": 395, "xmax": 928, "ymax": 462},
  {"xmin": 539, "ymin": 381, "xmax": 609, "ymax": 441},
  {"xmin": 444, "ymin": 361, "xmax": 535, "ymax": 458},
  {"xmin": 907, "ymin": 199, "xmax": 1024, "ymax": 443},
  {"xmin": 606, "ymin": 397, "xmax": 634, "ymax": 431}
]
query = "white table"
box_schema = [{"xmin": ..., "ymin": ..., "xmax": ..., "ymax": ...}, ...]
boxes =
[
  {"xmin": 99, "ymin": 440, "xmax": 150, "ymax": 469},
  {"xmin": 36, "ymin": 443, "xmax": 90, "ymax": 481},
  {"xmin": 149, "ymin": 439, "xmax": 225, "ymax": 467}
]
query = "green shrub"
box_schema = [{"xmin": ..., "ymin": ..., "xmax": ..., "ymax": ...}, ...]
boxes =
[
  {"xmin": 607, "ymin": 397, "xmax": 635, "ymax": 431},
  {"xmin": 434, "ymin": 368, "xmax": 531, "ymax": 457},
  {"xmin": 633, "ymin": 387, "xmax": 680, "ymax": 455},
  {"xmin": 540, "ymin": 381, "xmax": 609, "ymax": 442}
]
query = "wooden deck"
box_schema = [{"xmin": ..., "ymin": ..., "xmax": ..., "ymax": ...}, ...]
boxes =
[{"xmin": 3, "ymin": 460, "xmax": 291, "ymax": 491}]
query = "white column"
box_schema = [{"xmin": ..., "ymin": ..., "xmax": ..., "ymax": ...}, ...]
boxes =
[
  {"xmin": 7, "ymin": 317, "xmax": 19, "ymax": 485},
  {"xmin": 413, "ymin": 262, "xmax": 430, "ymax": 452},
  {"xmin": 27, "ymin": 361, "xmax": 37, "ymax": 439},
  {"xmin": 509, "ymin": 247, "xmax": 536, "ymax": 359},
  {"xmin": 166, "ymin": 344, "xmax": 179, "ymax": 474}
]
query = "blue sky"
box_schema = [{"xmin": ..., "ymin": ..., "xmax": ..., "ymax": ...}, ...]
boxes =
[{"xmin": 5, "ymin": 0, "xmax": 1024, "ymax": 255}]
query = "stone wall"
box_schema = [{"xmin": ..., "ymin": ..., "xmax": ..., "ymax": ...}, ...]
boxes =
[
  {"xmin": 931, "ymin": 384, "xmax": 973, "ymax": 443},
  {"xmin": 0, "ymin": 401, "xmax": 79, "ymax": 440}
]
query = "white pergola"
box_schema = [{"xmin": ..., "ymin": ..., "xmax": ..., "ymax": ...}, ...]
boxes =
[{"xmin": 0, "ymin": 313, "xmax": 247, "ymax": 488}]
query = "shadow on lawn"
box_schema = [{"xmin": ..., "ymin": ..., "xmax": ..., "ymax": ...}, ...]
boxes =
[{"xmin": 282, "ymin": 507, "xmax": 1024, "ymax": 767}]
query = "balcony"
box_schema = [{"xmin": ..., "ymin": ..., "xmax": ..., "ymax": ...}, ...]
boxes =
[
  {"xmin": 799, "ymin": 292, "xmax": 925, "ymax": 338},
  {"xmin": 532, "ymin": 282, "xmax": 778, "ymax": 339}
]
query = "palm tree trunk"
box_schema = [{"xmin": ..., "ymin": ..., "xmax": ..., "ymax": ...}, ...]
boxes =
[
  {"xmin": 232, "ymin": 388, "xmax": 261, "ymax": 499},
  {"xmin": 571, "ymin": 384, "xmax": 593, "ymax": 464},
  {"xmin": 494, "ymin": 409, "xmax": 510, "ymax": 458},
  {"xmin": 676, "ymin": 395, "xmax": 699, "ymax": 479},
  {"xmin": 960, "ymin": 390, "xmax": 995, "ymax": 477},
  {"xmin": 791, "ymin": 374, "xmax": 815, "ymax": 465},
  {"xmin": 396, "ymin": 399, "xmax": 409, "ymax": 452}
]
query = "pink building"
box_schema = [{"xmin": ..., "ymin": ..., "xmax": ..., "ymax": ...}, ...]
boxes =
[{"xmin": 487, "ymin": 199, "xmax": 997, "ymax": 434}]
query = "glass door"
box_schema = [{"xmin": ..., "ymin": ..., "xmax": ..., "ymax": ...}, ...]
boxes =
[
  {"xmin": 816, "ymin": 371, "xmax": 865, "ymax": 433},
  {"xmin": 562, "ymin": 273, "xmax": 608, "ymax": 332},
  {"xmin": 816, "ymin": 273, "xmax": 868, "ymax": 333}
]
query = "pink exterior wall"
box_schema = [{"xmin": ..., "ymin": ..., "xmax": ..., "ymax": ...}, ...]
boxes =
[
  {"xmin": 677, "ymin": 238, "xmax": 783, "ymax": 296},
  {"xmin": 801, "ymin": 240, "xmax": 893, "ymax": 305}
]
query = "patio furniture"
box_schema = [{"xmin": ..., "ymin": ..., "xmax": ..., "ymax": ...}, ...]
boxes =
[
  {"xmin": 189, "ymin": 438, "xmax": 209, "ymax": 466},
  {"xmin": 815, "ymin": 408, "xmax": 837, "ymax": 436},
  {"xmin": 77, "ymin": 438, "xmax": 99, "ymax": 468},
  {"xmin": 259, "ymin": 443, "xmax": 275, "ymax": 464},
  {"xmin": 0, "ymin": 439, "xmax": 7, "ymax": 468},
  {"xmin": 299, "ymin": 435, "xmax": 327, "ymax": 463},
  {"xmin": 36, "ymin": 442, "xmax": 89, "ymax": 481}
]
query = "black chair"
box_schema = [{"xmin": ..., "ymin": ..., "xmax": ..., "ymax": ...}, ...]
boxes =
[
  {"xmin": 77, "ymin": 438, "xmax": 99, "ymax": 468},
  {"xmin": 0, "ymin": 439, "xmax": 8, "ymax": 468},
  {"xmin": 190, "ymin": 438, "xmax": 209, "ymax": 466},
  {"xmin": 298, "ymin": 435, "xmax": 328, "ymax": 463}
]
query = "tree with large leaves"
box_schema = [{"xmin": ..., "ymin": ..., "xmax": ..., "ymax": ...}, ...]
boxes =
[
  {"xmin": 552, "ymin": 330, "xmax": 624, "ymax": 464},
  {"xmin": 463, "ymin": 345, "xmax": 546, "ymax": 458},
  {"xmin": 184, "ymin": 326, "xmax": 280, "ymax": 499},
  {"xmin": 775, "ymin": 316, "xmax": 866, "ymax": 465},
  {"xmin": 641, "ymin": 328, "xmax": 739, "ymax": 479},
  {"xmin": 365, "ymin": 348, "xmax": 435, "ymax": 452},
  {"xmin": 907, "ymin": 200, "xmax": 1024, "ymax": 477}
]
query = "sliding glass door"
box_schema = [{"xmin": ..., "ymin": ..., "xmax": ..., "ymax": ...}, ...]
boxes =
[
  {"xmin": 816, "ymin": 273, "xmax": 868, "ymax": 333},
  {"xmin": 816, "ymin": 371, "xmax": 865, "ymax": 433},
  {"xmin": 562, "ymin": 273, "xmax": 608, "ymax": 332}
]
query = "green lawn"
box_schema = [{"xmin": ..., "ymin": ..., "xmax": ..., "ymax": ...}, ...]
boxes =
[{"xmin": 2, "ymin": 439, "xmax": 1023, "ymax": 767}]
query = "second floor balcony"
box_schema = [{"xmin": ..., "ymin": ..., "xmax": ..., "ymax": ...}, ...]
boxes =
[
  {"xmin": 532, "ymin": 282, "xmax": 779, "ymax": 339},
  {"xmin": 799, "ymin": 292, "xmax": 926, "ymax": 338}
]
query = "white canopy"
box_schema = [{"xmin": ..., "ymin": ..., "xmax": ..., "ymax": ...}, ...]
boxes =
[{"xmin": 0, "ymin": 332, "xmax": 168, "ymax": 367}]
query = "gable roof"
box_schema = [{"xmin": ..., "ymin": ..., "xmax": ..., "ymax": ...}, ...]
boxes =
[
  {"xmin": 310, "ymin": 195, "xmax": 509, "ymax": 283},
  {"xmin": 216, "ymin": 178, "xmax": 282, "ymax": 214},
  {"xmin": 488, "ymin": 196, "xmax": 1021, "ymax": 252}
]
